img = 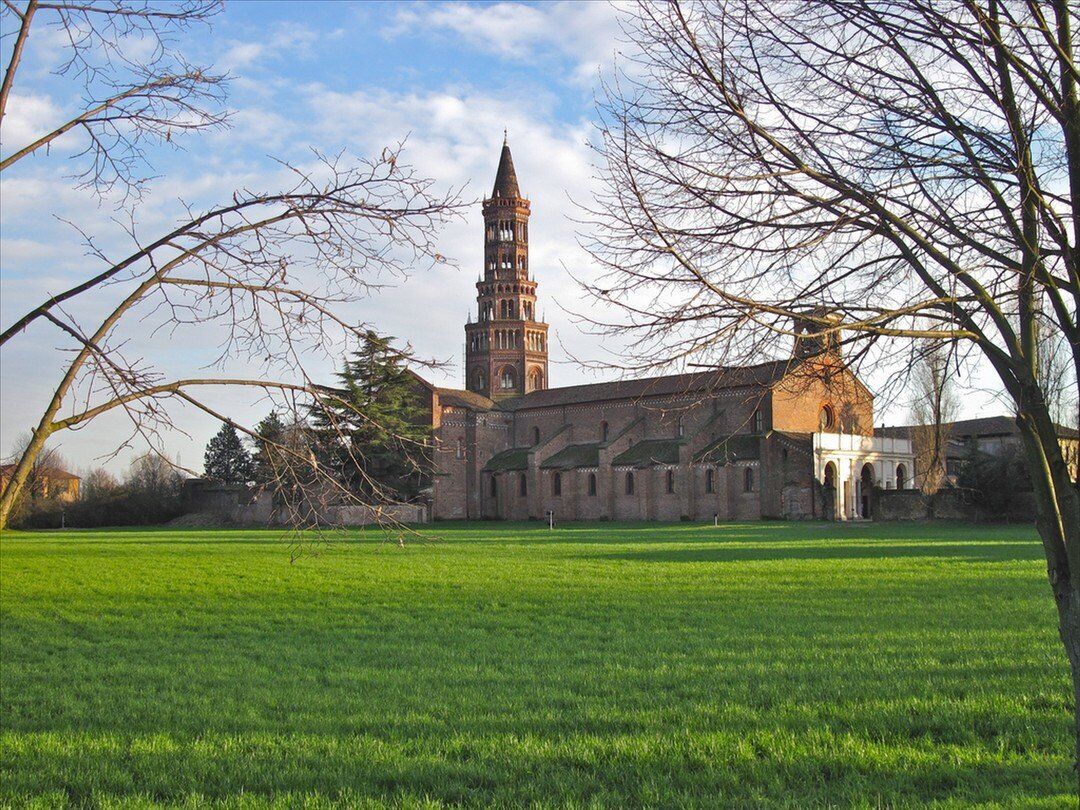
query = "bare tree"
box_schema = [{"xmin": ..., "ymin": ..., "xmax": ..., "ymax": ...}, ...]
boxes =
[
  {"xmin": 1039, "ymin": 315, "xmax": 1080, "ymax": 430},
  {"xmin": 2, "ymin": 431, "xmax": 72, "ymax": 521},
  {"xmin": 1, "ymin": 0, "xmax": 228, "ymax": 200},
  {"xmin": 79, "ymin": 466, "xmax": 119, "ymax": 500},
  {"xmin": 910, "ymin": 341, "xmax": 960, "ymax": 493},
  {"xmin": 583, "ymin": 0, "xmax": 1080, "ymax": 773},
  {"xmin": 0, "ymin": 1, "xmax": 463, "ymax": 535}
]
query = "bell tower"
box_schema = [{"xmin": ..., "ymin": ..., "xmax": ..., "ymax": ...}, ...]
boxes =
[{"xmin": 464, "ymin": 135, "xmax": 549, "ymax": 401}]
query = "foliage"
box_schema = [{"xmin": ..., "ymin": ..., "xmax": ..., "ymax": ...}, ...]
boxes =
[
  {"xmin": 955, "ymin": 443, "xmax": 1033, "ymax": 517},
  {"xmin": 910, "ymin": 341, "xmax": 959, "ymax": 495},
  {"xmin": 313, "ymin": 331, "xmax": 432, "ymax": 501},
  {"xmin": 14, "ymin": 454, "xmax": 184, "ymax": 529},
  {"xmin": 0, "ymin": 522, "xmax": 1071, "ymax": 805},
  {"xmin": 79, "ymin": 468, "xmax": 120, "ymax": 501},
  {"xmin": 203, "ymin": 422, "xmax": 255, "ymax": 485},
  {"xmin": 0, "ymin": 0, "xmax": 461, "ymax": 529},
  {"xmin": 251, "ymin": 411, "xmax": 287, "ymax": 487}
]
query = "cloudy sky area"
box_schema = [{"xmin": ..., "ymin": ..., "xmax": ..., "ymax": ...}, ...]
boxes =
[{"xmin": 1, "ymin": 0, "xmax": 1008, "ymax": 475}]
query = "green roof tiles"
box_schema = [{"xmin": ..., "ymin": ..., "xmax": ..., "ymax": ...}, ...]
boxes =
[
  {"xmin": 483, "ymin": 447, "xmax": 530, "ymax": 472},
  {"xmin": 541, "ymin": 443, "xmax": 601, "ymax": 470},
  {"xmin": 612, "ymin": 439, "xmax": 682, "ymax": 467},
  {"xmin": 694, "ymin": 434, "xmax": 761, "ymax": 464}
]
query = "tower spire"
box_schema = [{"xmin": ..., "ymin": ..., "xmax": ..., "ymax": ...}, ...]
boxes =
[
  {"xmin": 464, "ymin": 138, "xmax": 548, "ymax": 400},
  {"xmin": 491, "ymin": 137, "xmax": 520, "ymax": 198}
]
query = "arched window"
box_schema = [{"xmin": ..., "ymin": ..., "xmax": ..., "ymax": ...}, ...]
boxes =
[
  {"xmin": 752, "ymin": 409, "xmax": 764, "ymax": 434},
  {"xmin": 896, "ymin": 463, "xmax": 907, "ymax": 490},
  {"xmin": 705, "ymin": 468, "xmax": 715, "ymax": 494},
  {"xmin": 743, "ymin": 467, "xmax": 755, "ymax": 492},
  {"xmin": 500, "ymin": 366, "xmax": 516, "ymax": 390},
  {"xmin": 473, "ymin": 367, "xmax": 485, "ymax": 391},
  {"xmin": 533, "ymin": 426, "xmax": 541, "ymax": 445},
  {"xmin": 666, "ymin": 469, "xmax": 675, "ymax": 494},
  {"xmin": 587, "ymin": 473, "xmax": 597, "ymax": 496},
  {"xmin": 553, "ymin": 472, "xmax": 562, "ymax": 496},
  {"xmin": 626, "ymin": 472, "xmax": 635, "ymax": 495},
  {"xmin": 676, "ymin": 418, "xmax": 684, "ymax": 438},
  {"xmin": 528, "ymin": 367, "xmax": 544, "ymax": 392},
  {"xmin": 519, "ymin": 473, "xmax": 527, "ymax": 496},
  {"xmin": 601, "ymin": 421, "xmax": 610, "ymax": 442},
  {"xmin": 456, "ymin": 438, "xmax": 466, "ymax": 460},
  {"xmin": 819, "ymin": 404, "xmax": 835, "ymax": 430}
]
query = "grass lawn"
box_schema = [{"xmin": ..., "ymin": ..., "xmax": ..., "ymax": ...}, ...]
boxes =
[{"xmin": 0, "ymin": 521, "xmax": 1074, "ymax": 807}]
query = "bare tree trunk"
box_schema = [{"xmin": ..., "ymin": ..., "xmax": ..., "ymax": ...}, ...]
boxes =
[
  {"xmin": 0, "ymin": 0, "xmax": 38, "ymax": 126},
  {"xmin": 1061, "ymin": 589, "xmax": 1080, "ymax": 786},
  {"xmin": 0, "ymin": 425, "xmax": 51, "ymax": 528}
]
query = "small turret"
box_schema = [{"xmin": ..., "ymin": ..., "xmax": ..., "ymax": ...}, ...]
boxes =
[{"xmin": 793, "ymin": 307, "xmax": 842, "ymax": 360}]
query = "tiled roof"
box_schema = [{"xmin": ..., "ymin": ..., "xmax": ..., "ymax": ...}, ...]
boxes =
[
  {"xmin": 694, "ymin": 434, "xmax": 762, "ymax": 464},
  {"xmin": 541, "ymin": 443, "xmax": 600, "ymax": 469},
  {"xmin": 498, "ymin": 360, "xmax": 793, "ymax": 412},
  {"xmin": 483, "ymin": 447, "xmax": 530, "ymax": 472},
  {"xmin": 436, "ymin": 387, "xmax": 495, "ymax": 411},
  {"xmin": 612, "ymin": 439, "xmax": 681, "ymax": 467},
  {"xmin": 773, "ymin": 431, "xmax": 814, "ymax": 453},
  {"xmin": 876, "ymin": 415, "xmax": 1079, "ymax": 441}
]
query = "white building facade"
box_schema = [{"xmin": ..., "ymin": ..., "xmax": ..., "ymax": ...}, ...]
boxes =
[{"xmin": 814, "ymin": 432, "xmax": 915, "ymax": 520}]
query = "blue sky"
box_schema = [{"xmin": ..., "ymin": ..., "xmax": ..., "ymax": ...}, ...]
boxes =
[{"xmin": 0, "ymin": 0, "xmax": 1008, "ymax": 475}]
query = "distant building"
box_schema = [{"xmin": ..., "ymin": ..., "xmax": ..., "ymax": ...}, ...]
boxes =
[
  {"xmin": 0, "ymin": 464, "xmax": 80, "ymax": 502},
  {"xmin": 414, "ymin": 140, "xmax": 914, "ymax": 522},
  {"xmin": 877, "ymin": 416, "xmax": 1079, "ymax": 488}
]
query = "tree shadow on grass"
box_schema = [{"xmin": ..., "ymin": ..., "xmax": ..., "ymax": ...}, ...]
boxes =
[{"xmin": 584, "ymin": 541, "xmax": 1042, "ymax": 564}]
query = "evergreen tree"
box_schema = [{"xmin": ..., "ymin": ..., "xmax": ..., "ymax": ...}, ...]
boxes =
[
  {"xmin": 314, "ymin": 331, "xmax": 432, "ymax": 500},
  {"xmin": 252, "ymin": 410, "xmax": 287, "ymax": 486},
  {"xmin": 203, "ymin": 422, "xmax": 255, "ymax": 485}
]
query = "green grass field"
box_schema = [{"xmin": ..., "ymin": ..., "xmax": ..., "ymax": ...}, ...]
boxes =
[{"xmin": 0, "ymin": 521, "xmax": 1074, "ymax": 807}]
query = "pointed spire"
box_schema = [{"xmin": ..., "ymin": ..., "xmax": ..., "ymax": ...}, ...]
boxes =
[{"xmin": 491, "ymin": 135, "xmax": 520, "ymax": 198}]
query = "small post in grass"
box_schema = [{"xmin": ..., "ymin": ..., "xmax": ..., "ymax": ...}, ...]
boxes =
[
  {"xmin": 713, "ymin": 513, "xmax": 718, "ymax": 527},
  {"xmin": 548, "ymin": 510, "xmax": 554, "ymax": 530}
]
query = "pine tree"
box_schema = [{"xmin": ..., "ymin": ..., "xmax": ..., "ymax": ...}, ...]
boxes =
[
  {"xmin": 314, "ymin": 331, "xmax": 432, "ymax": 500},
  {"xmin": 252, "ymin": 410, "xmax": 286, "ymax": 486},
  {"xmin": 203, "ymin": 422, "xmax": 255, "ymax": 485}
]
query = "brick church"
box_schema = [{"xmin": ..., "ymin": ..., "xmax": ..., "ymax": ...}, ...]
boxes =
[{"xmin": 418, "ymin": 140, "xmax": 914, "ymax": 522}]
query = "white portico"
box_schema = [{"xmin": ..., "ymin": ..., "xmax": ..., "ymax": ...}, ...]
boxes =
[{"xmin": 814, "ymin": 432, "xmax": 915, "ymax": 520}]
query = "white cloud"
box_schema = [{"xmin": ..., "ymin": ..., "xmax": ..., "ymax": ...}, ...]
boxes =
[
  {"xmin": 218, "ymin": 23, "xmax": 330, "ymax": 71},
  {"xmin": 385, "ymin": 1, "xmax": 624, "ymax": 83},
  {"xmin": 298, "ymin": 83, "xmax": 608, "ymax": 384},
  {"xmin": 0, "ymin": 92, "xmax": 66, "ymax": 155}
]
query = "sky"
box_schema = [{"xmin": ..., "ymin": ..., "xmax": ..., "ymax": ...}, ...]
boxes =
[{"xmin": 0, "ymin": 0, "xmax": 1013, "ymax": 476}]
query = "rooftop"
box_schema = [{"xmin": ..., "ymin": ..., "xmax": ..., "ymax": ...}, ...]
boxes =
[
  {"xmin": 876, "ymin": 415, "xmax": 1079, "ymax": 441},
  {"xmin": 436, "ymin": 387, "xmax": 495, "ymax": 411},
  {"xmin": 540, "ymin": 443, "xmax": 601, "ymax": 470},
  {"xmin": 491, "ymin": 138, "xmax": 520, "ymax": 198},
  {"xmin": 612, "ymin": 438, "xmax": 682, "ymax": 468},
  {"xmin": 693, "ymin": 434, "xmax": 762, "ymax": 464},
  {"xmin": 498, "ymin": 360, "xmax": 795, "ymax": 413}
]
